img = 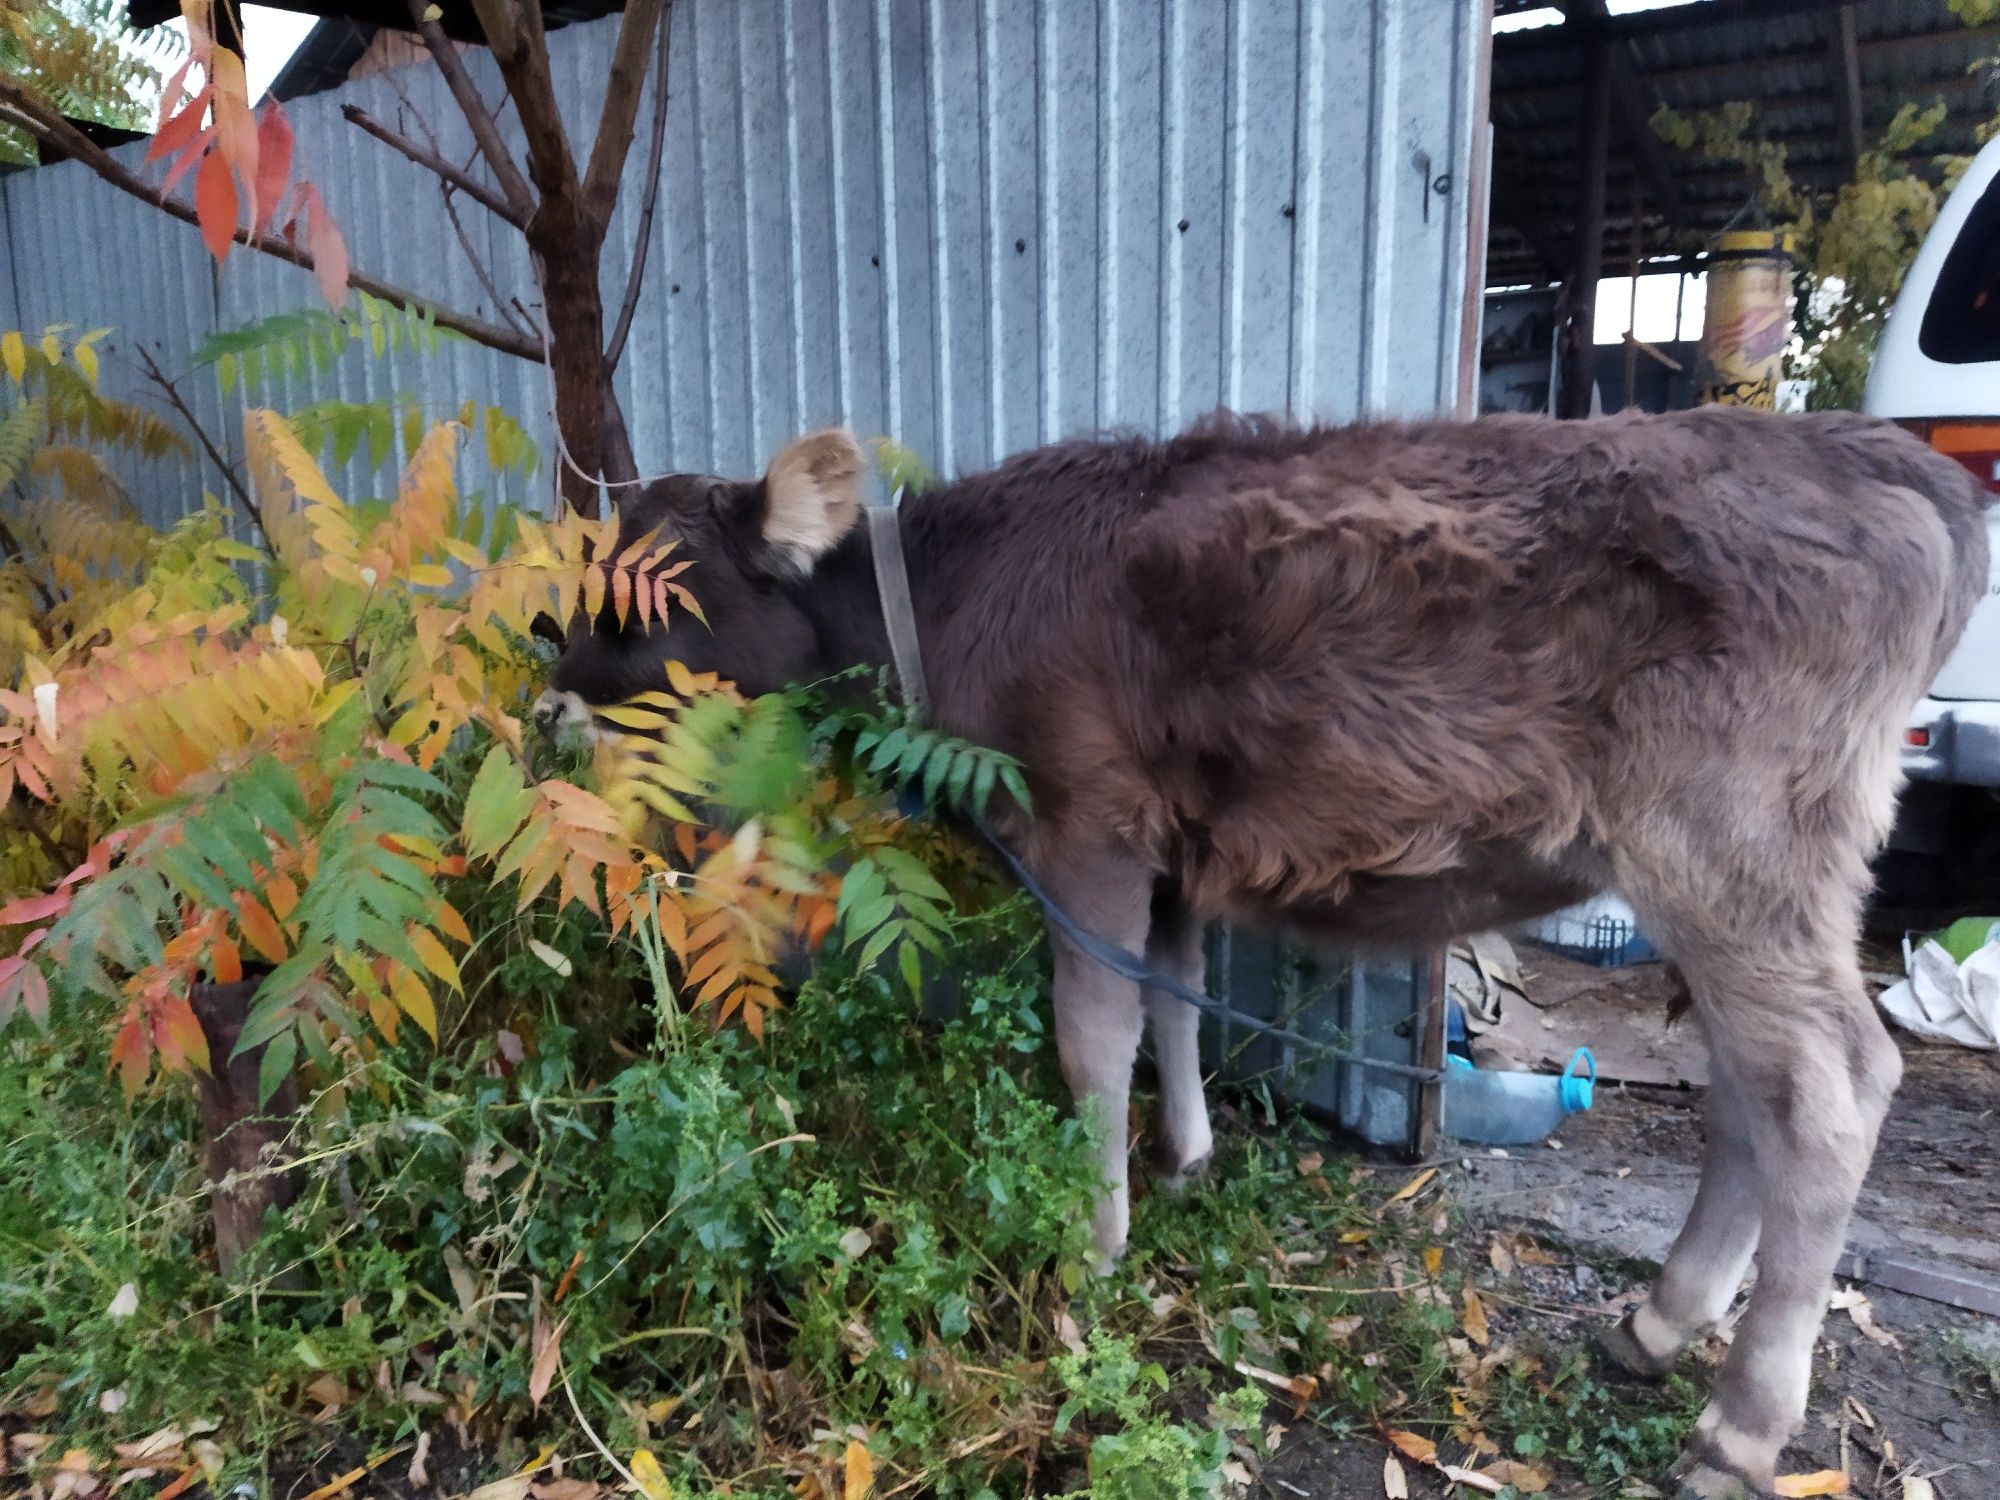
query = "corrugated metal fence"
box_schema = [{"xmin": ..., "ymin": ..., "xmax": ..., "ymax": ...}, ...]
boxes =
[
  {"xmin": 3, "ymin": 0, "xmax": 1483, "ymax": 521},
  {"xmin": 2, "ymin": 0, "xmax": 1486, "ymax": 1150}
]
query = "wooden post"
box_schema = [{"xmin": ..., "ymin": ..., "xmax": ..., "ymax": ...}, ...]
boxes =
[
  {"xmin": 190, "ymin": 977, "xmax": 301, "ymax": 1278},
  {"xmin": 1558, "ymin": 31, "xmax": 1612, "ymax": 419},
  {"xmin": 1411, "ymin": 947, "xmax": 1449, "ymax": 1161}
]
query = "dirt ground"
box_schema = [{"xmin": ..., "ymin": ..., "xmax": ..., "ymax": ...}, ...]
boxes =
[{"xmin": 1260, "ymin": 949, "xmax": 2000, "ymax": 1499}]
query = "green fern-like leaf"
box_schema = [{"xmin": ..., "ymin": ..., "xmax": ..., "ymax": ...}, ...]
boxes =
[
  {"xmin": 0, "ymin": 399, "xmax": 44, "ymax": 493},
  {"xmin": 197, "ymin": 297, "xmax": 464, "ymax": 399}
]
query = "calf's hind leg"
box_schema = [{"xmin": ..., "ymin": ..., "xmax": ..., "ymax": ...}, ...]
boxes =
[
  {"xmin": 1628, "ymin": 942, "xmax": 1901, "ymax": 1499},
  {"xmin": 1143, "ymin": 891, "xmax": 1214, "ymax": 1187}
]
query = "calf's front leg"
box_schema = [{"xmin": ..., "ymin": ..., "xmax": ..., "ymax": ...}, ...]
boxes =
[{"xmin": 1038, "ymin": 851, "xmax": 1153, "ymax": 1267}]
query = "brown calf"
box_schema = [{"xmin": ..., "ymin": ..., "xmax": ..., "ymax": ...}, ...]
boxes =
[{"xmin": 537, "ymin": 407, "xmax": 1990, "ymax": 1499}]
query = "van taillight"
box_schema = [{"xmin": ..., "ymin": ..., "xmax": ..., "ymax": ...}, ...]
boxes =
[{"xmin": 1900, "ymin": 418, "xmax": 2000, "ymax": 492}]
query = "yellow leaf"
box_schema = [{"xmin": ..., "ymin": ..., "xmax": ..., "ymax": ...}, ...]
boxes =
[
  {"xmin": 407, "ymin": 924, "xmax": 462, "ymax": 991},
  {"xmin": 1773, "ymin": 1474, "xmax": 1850, "ymax": 1498},
  {"xmin": 302, "ymin": 1466, "xmax": 366, "ymax": 1500},
  {"xmin": 843, "ymin": 1440, "xmax": 874, "ymax": 1499},
  {"xmin": 39, "ymin": 328, "xmax": 62, "ymax": 363},
  {"xmin": 1462, "ymin": 1287, "xmax": 1490, "ymax": 1348},
  {"xmin": 1422, "ymin": 1246, "xmax": 1443, "ymax": 1277},
  {"xmin": 1382, "ymin": 1167, "xmax": 1437, "ymax": 1210},
  {"xmin": 390, "ymin": 966, "xmax": 438, "ymax": 1043},
  {"xmin": 629, "ymin": 1450, "xmax": 672, "ymax": 1500},
  {"xmin": 1, "ymin": 331, "xmax": 24, "ymax": 383}
]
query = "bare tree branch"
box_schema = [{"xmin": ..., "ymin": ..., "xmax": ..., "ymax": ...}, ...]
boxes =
[
  {"xmin": 342, "ymin": 104, "xmax": 527, "ymax": 228},
  {"xmin": 405, "ymin": 0, "xmax": 536, "ymax": 219},
  {"xmin": 584, "ymin": 0, "xmax": 665, "ymax": 227},
  {"xmin": 606, "ymin": 0, "xmax": 672, "ymax": 372},
  {"xmin": 375, "ymin": 71, "xmax": 533, "ymax": 339},
  {"xmin": 471, "ymin": 0, "xmax": 580, "ymax": 210},
  {"xmin": 0, "ymin": 81, "xmax": 542, "ymax": 363},
  {"xmin": 134, "ymin": 345, "xmax": 271, "ymax": 550}
]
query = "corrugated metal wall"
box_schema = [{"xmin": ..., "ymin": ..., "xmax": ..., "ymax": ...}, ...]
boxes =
[{"xmin": 3, "ymin": 0, "xmax": 1482, "ymax": 523}]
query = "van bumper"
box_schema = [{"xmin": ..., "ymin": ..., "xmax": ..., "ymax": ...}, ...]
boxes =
[{"xmin": 1905, "ymin": 698, "xmax": 2000, "ymax": 787}]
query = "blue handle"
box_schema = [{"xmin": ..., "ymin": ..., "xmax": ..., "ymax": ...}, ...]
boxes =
[{"xmin": 1559, "ymin": 1048, "xmax": 1596, "ymax": 1114}]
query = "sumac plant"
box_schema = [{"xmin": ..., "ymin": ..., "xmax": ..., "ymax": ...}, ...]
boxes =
[{"xmin": 0, "ymin": 398, "xmax": 978, "ymax": 1113}]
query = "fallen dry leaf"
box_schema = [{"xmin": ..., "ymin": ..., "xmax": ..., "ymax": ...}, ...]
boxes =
[
  {"xmin": 1382, "ymin": 1167, "xmax": 1438, "ymax": 1210},
  {"xmin": 1383, "ymin": 1454, "xmax": 1409, "ymax": 1499},
  {"xmin": 301, "ymin": 1465, "xmax": 367, "ymax": 1500},
  {"xmin": 114, "ymin": 1428, "xmax": 186, "ymax": 1465},
  {"xmin": 1054, "ymin": 1309, "xmax": 1086, "ymax": 1356},
  {"xmin": 1773, "ymin": 1473, "xmax": 1850, "ymax": 1498},
  {"xmin": 1463, "ymin": 1288, "xmax": 1491, "ymax": 1348},
  {"xmin": 1297, "ymin": 1151, "xmax": 1324, "ymax": 1176},
  {"xmin": 1383, "ymin": 1428, "xmax": 1438, "ymax": 1465},
  {"xmin": 531, "ymin": 1481, "xmax": 603, "ymax": 1500},
  {"xmin": 629, "ymin": 1450, "xmax": 671, "ymax": 1500},
  {"xmin": 408, "ymin": 1431, "xmax": 432, "ymax": 1490},
  {"xmin": 107, "ymin": 1283, "xmax": 138, "ymax": 1320},
  {"xmin": 1440, "ymin": 1464, "xmax": 1505, "ymax": 1494},
  {"xmin": 838, "ymin": 1227, "xmax": 873, "ymax": 1260},
  {"xmin": 1326, "ymin": 1314, "xmax": 1365, "ymax": 1342},
  {"xmin": 844, "ymin": 1439, "xmax": 874, "ymax": 1499},
  {"xmin": 1423, "ymin": 1247, "xmax": 1445, "ymax": 1277},
  {"xmin": 1827, "ymin": 1286, "xmax": 1901, "ymax": 1350},
  {"xmin": 155, "ymin": 1465, "xmax": 203, "ymax": 1500},
  {"xmin": 1487, "ymin": 1237, "xmax": 1515, "ymax": 1277},
  {"xmin": 1481, "ymin": 1457, "xmax": 1552, "ymax": 1493},
  {"xmin": 306, "ymin": 1374, "xmax": 352, "ymax": 1414},
  {"xmin": 464, "ymin": 1478, "xmax": 533, "ymax": 1500},
  {"xmin": 528, "ymin": 1314, "xmax": 565, "ymax": 1410},
  {"xmin": 1901, "ymin": 1478, "xmax": 1936, "ymax": 1500}
]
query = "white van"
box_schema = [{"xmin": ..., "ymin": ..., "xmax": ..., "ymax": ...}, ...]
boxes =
[{"xmin": 1864, "ymin": 136, "xmax": 2000, "ymax": 888}]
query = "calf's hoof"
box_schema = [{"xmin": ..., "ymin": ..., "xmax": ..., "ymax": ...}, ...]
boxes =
[
  {"xmin": 1149, "ymin": 1141, "xmax": 1213, "ymax": 1193},
  {"xmin": 1670, "ymin": 1439, "xmax": 1770, "ymax": 1500},
  {"xmin": 1671, "ymin": 1461, "xmax": 1761, "ymax": 1500},
  {"xmin": 1593, "ymin": 1309, "xmax": 1674, "ymax": 1380}
]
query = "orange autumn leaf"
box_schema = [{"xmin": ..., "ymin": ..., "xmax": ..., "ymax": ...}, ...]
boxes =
[
  {"xmin": 1462, "ymin": 1287, "xmax": 1490, "ymax": 1348},
  {"xmin": 234, "ymin": 895, "xmax": 288, "ymax": 965},
  {"xmin": 194, "ymin": 148, "xmax": 238, "ymax": 264},
  {"xmin": 1774, "ymin": 1474, "xmax": 1850, "ymax": 1498},
  {"xmin": 843, "ymin": 1440, "xmax": 874, "ymax": 1499},
  {"xmin": 1382, "ymin": 1429, "xmax": 1437, "ymax": 1466}
]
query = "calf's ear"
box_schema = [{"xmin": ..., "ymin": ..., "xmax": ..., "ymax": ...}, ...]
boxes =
[{"xmin": 757, "ymin": 429, "xmax": 866, "ymax": 573}]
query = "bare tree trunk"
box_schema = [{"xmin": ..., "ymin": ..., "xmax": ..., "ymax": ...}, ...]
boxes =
[{"xmin": 190, "ymin": 977, "xmax": 301, "ymax": 1279}]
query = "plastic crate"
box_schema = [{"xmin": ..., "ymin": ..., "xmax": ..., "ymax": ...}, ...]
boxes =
[{"xmin": 1525, "ymin": 895, "xmax": 1658, "ymax": 968}]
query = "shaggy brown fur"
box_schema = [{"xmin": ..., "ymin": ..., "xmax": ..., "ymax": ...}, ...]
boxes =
[{"xmin": 538, "ymin": 406, "xmax": 1990, "ymax": 1500}]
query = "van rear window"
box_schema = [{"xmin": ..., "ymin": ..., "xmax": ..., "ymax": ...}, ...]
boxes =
[{"xmin": 1921, "ymin": 175, "xmax": 2000, "ymax": 364}]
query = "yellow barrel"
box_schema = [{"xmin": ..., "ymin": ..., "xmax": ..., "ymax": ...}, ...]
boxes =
[{"xmin": 1695, "ymin": 230, "xmax": 1795, "ymax": 408}]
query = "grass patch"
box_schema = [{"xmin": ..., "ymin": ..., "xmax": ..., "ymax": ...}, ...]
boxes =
[{"xmin": 2, "ymin": 896, "xmax": 1685, "ymax": 1496}]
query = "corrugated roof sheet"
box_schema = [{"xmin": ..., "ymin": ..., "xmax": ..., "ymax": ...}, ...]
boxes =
[{"xmin": 1489, "ymin": 0, "xmax": 2000, "ymax": 284}]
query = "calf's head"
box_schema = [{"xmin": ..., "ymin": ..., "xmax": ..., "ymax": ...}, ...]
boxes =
[{"xmin": 531, "ymin": 429, "xmax": 869, "ymax": 738}]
